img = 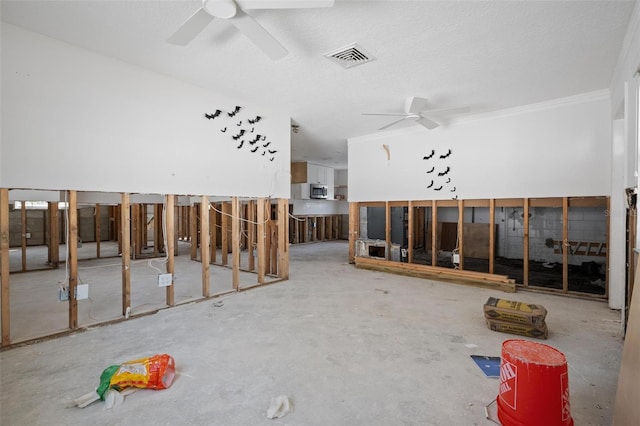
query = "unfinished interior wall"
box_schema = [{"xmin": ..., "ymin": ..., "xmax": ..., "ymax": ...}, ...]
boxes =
[
  {"xmin": 347, "ymin": 91, "xmax": 614, "ymax": 303},
  {"xmin": 347, "ymin": 92, "xmax": 610, "ymax": 202},
  {"xmin": 0, "ymin": 25, "xmax": 293, "ymax": 347},
  {"xmin": 0, "ymin": 24, "xmax": 290, "ymax": 198}
]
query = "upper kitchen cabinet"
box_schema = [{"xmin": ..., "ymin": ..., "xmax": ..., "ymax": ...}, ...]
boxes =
[{"xmin": 291, "ymin": 162, "xmax": 333, "ymax": 186}]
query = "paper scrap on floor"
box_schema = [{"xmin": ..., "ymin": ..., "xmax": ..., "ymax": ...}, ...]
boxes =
[{"xmin": 470, "ymin": 355, "xmax": 501, "ymax": 378}]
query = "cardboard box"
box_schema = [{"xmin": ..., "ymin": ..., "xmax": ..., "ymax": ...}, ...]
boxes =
[
  {"xmin": 486, "ymin": 318, "xmax": 548, "ymax": 340},
  {"xmin": 483, "ymin": 297, "xmax": 547, "ymax": 328}
]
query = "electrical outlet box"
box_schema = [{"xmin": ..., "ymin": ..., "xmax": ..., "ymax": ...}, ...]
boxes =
[
  {"xmin": 25, "ymin": 232, "xmax": 31, "ymax": 239},
  {"xmin": 59, "ymin": 287, "xmax": 69, "ymax": 301},
  {"xmin": 158, "ymin": 273, "xmax": 173, "ymax": 287},
  {"xmin": 76, "ymin": 284, "xmax": 89, "ymax": 300},
  {"xmin": 452, "ymin": 253, "xmax": 460, "ymax": 264}
]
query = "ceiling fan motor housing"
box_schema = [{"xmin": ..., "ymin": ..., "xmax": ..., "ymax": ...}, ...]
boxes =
[{"xmin": 203, "ymin": 0, "xmax": 237, "ymax": 19}]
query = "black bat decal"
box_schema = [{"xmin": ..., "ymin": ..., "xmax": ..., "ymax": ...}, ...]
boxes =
[
  {"xmin": 261, "ymin": 136, "xmax": 267, "ymax": 141},
  {"xmin": 270, "ymin": 157, "xmax": 275, "ymax": 162},
  {"xmin": 250, "ymin": 127, "xmax": 255, "ymax": 133},
  {"xmin": 249, "ymin": 139, "xmax": 257, "ymax": 145},
  {"xmin": 232, "ymin": 129, "xmax": 246, "ymax": 140},
  {"xmin": 452, "ymin": 195, "xmax": 459, "ymax": 200},
  {"xmin": 427, "ymin": 180, "xmax": 434, "ymax": 189},
  {"xmin": 262, "ymin": 142, "xmax": 271, "ymax": 148},
  {"xmin": 236, "ymin": 121, "xmax": 242, "ymax": 126},
  {"xmin": 437, "ymin": 166, "xmax": 450, "ymax": 176},
  {"xmin": 227, "ymin": 106, "xmax": 242, "ymax": 117},
  {"xmin": 261, "ymin": 151, "xmax": 266, "ymax": 156},
  {"xmin": 252, "ymin": 135, "xmax": 262, "ymax": 143},
  {"xmin": 446, "ymin": 177, "xmax": 451, "ymax": 183},
  {"xmin": 205, "ymin": 110, "xmax": 222, "ymax": 120},
  {"xmin": 423, "ymin": 150, "xmax": 435, "ymax": 160},
  {"xmin": 434, "ymin": 186, "xmax": 443, "ymax": 191},
  {"xmin": 268, "ymin": 149, "xmax": 277, "ymax": 154},
  {"xmin": 450, "ymin": 187, "xmax": 456, "ymax": 192},
  {"xmin": 250, "ymin": 146, "xmax": 259, "ymax": 153},
  {"xmin": 248, "ymin": 116, "xmax": 262, "ymax": 124},
  {"xmin": 439, "ymin": 149, "xmax": 452, "ymax": 159},
  {"xmin": 220, "ymin": 127, "xmax": 227, "ymax": 133},
  {"xmin": 237, "ymin": 140, "xmax": 244, "ymax": 149},
  {"xmin": 426, "ymin": 167, "xmax": 435, "ymax": 174}
]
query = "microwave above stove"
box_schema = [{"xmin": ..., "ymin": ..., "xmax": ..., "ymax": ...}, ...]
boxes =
[{"xmin": 310, "ymin": 184, "xmax": 328, "ymax": 199}]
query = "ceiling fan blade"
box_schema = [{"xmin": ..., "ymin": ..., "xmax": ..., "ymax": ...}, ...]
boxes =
[
  {"xmin": 230, "ymin": 9, "xmax": 288, "ymax": 60},
  {"xmin": 167, "ymin": 7, "xmax": 214, "ymax": 46},
  {"xmin": 378, "ymin": 117, "xmax": 409, "ymax": 131},
  {"xmin": 240, "ymin": 0, "xmax": 335, "ymax": 9},
  {"xmin": 362, "ymin": 113, "xmax": 410, "ymax": 117},
  {"xmin": 420, "ymin": 106, "xmax": 471, "ymax": 116},
  {"xmin": 405, "ymin": 96, "xmax": 430, "ymax": 114},
  {"xmin": 416, "ymin": 116, "xmax": 440, "ymax": 130}
]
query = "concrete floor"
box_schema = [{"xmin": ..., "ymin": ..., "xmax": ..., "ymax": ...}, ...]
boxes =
[{"xmin": 0, "ymin": 241, "xmax": 623, "ymax": 425}]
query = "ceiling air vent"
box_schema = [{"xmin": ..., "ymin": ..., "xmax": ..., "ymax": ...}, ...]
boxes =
[{"xmin": 324, "ymin": 43, "xmax": 376, "ymax": 69}]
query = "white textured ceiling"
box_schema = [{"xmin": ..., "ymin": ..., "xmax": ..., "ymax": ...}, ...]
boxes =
[{"xmin": 1, "ymin": 0, "xmax": 636, "ymax": 169}]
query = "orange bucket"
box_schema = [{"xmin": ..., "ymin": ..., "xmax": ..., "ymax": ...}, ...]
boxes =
[{"xmin": 497, "ymin": 339, "xmax": 573, "ymax": 426}]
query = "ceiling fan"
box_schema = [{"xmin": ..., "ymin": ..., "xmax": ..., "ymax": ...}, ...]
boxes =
[
  {"xmin": 167, "ymin": 0, "xmax": 335, "ymax": 60},
  {"xmin": 363, "ymin": 97, "xmax": 470, "ymax": 131}
]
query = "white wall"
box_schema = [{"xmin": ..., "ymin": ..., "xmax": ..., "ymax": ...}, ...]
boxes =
[
  {"xmin": 1, "ymin": 24, "xmax": 290, "ymax": 198},
  {"xmin": 609, "ymin": 3, "xmax": 639, "ymax": 310},
  {"xmin": 348, "ymin": 92, "xmax": 611, "ymax": 202}
]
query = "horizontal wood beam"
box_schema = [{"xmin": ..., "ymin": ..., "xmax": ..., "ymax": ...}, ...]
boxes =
[{"xmin": 354, "ymin": 256, "xmax": 516, "ymax": 293}]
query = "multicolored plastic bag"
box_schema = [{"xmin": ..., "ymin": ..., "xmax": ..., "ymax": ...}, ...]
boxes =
[{"xmin": 109, "ymin": 354, "xmax": 176, "ymax": 392}]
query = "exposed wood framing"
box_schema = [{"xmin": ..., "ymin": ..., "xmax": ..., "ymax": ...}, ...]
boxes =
[
  {"xmin": 1, "ymin": 188, "xmax": 11, "ymax": 345},
  {"xmin": 115, "ymin": 205, "xmax": 122, "ymax": 254},
  {"xmin": 165, "ymin": 195, "xmax": 175, "ymax": 306},
  {"xmin": 385, "ymin": 201, "xmax": 391, "ymax": 260},
  {"xmin": 464, "ymin": 199, "xmax": 490, "ymax": 207},
  {"xmin": 232, "ymin": 197, "xmax": 240, "ymax": 290},
  {"xmin": 153, "ymin": 204, "xmax": 160, "ymax": 257},
  {"xmin": 95, "ymin": 204, "xmax": 101, "ymax": 258},
  {"xmin": 355, "ymin": 196, "xmax": 609, "ymax": 299},
  {"xmin": 210, "ymin": 203, "xmax": 217, "ymax": 263},
  {"xmin": 190, "ymin": 204, "xmax": 198, "ymax": 260},
  {"xmin": 355, "ymin": 256, "xmax": 516, "ymax": 292},
  {"xmin": 269, "ymin": 219, "xmax": 277, "ymax": 275},
  {"xmin": 408, "ymin": 201, "xmax": 414, "ymax": 263},
  {"xmin": 523, "ymin": 198, "xmax": 529, "ymax": 287},
  {"xmin": 569, "ymin": 196, "xmax": 608, "ymax": 208},
  {"xmin": 221, "ymin": 202, "xmax": 230, "ymax": 266},
  {"xmin": 248, "ymin": 200, "xmax": 255, "ymax": 271},
  {"xmin": 530, "ymin": 197, "xmax": 562, "ymax": 208},
  {"xmin": 68, "ymin": 190, "xmax": 79, "ymax": 329},
  {"xmin": 121, "ymin": 193, "xmax": 131, "ymax": 316},
  {"xmin": 489, "ymin": 199, "xmax": 495, "ymax": 274},
  {"xmin": 142, "ymin": 204, "xmax": 148, "ymax": 252},
  {"xmin": 241, "ymin": 204, "xmax": 248, "ymax": 254},
  {"xmin": 48, "ymin": 201, "xmax": 60, "ymax": 268},
  {"xmin": 257, "ymin": 198, "xmax": 266, "ymax": 284},
  {"xmin": 21, "ymin": 202, "xmax": 26, "ymax": 271},
  {"xmin": 437, "ymin": 200, "xmax": 458, "ymax": 207},
  {"xmin": 349, "ymin": 202, "xmax": 359, "ymax": 263},
  {"xmin": 495, "ymin": 199, "xmax": 525, "ymax": 207},
  {"xmin": 431, "ymin": 200, "xmax": 437, "ymax": 266},
  {"xmin": 201, "ymin": 196, "xmax": 210, "ymax": 297},
  {"xmin": 562, "ymin": 197, "xmax": 569, "ymax": 293},
  {"xmin": 131, "ymin": 204, "xmax": 139, "ymax": 259},
  {"xmin": 458, "ymin": 200, "xmax": 464, "ymax": 270},
  {"xmin": 278, "ymin": 199, "xmax": 289, "ymax": 279}
]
